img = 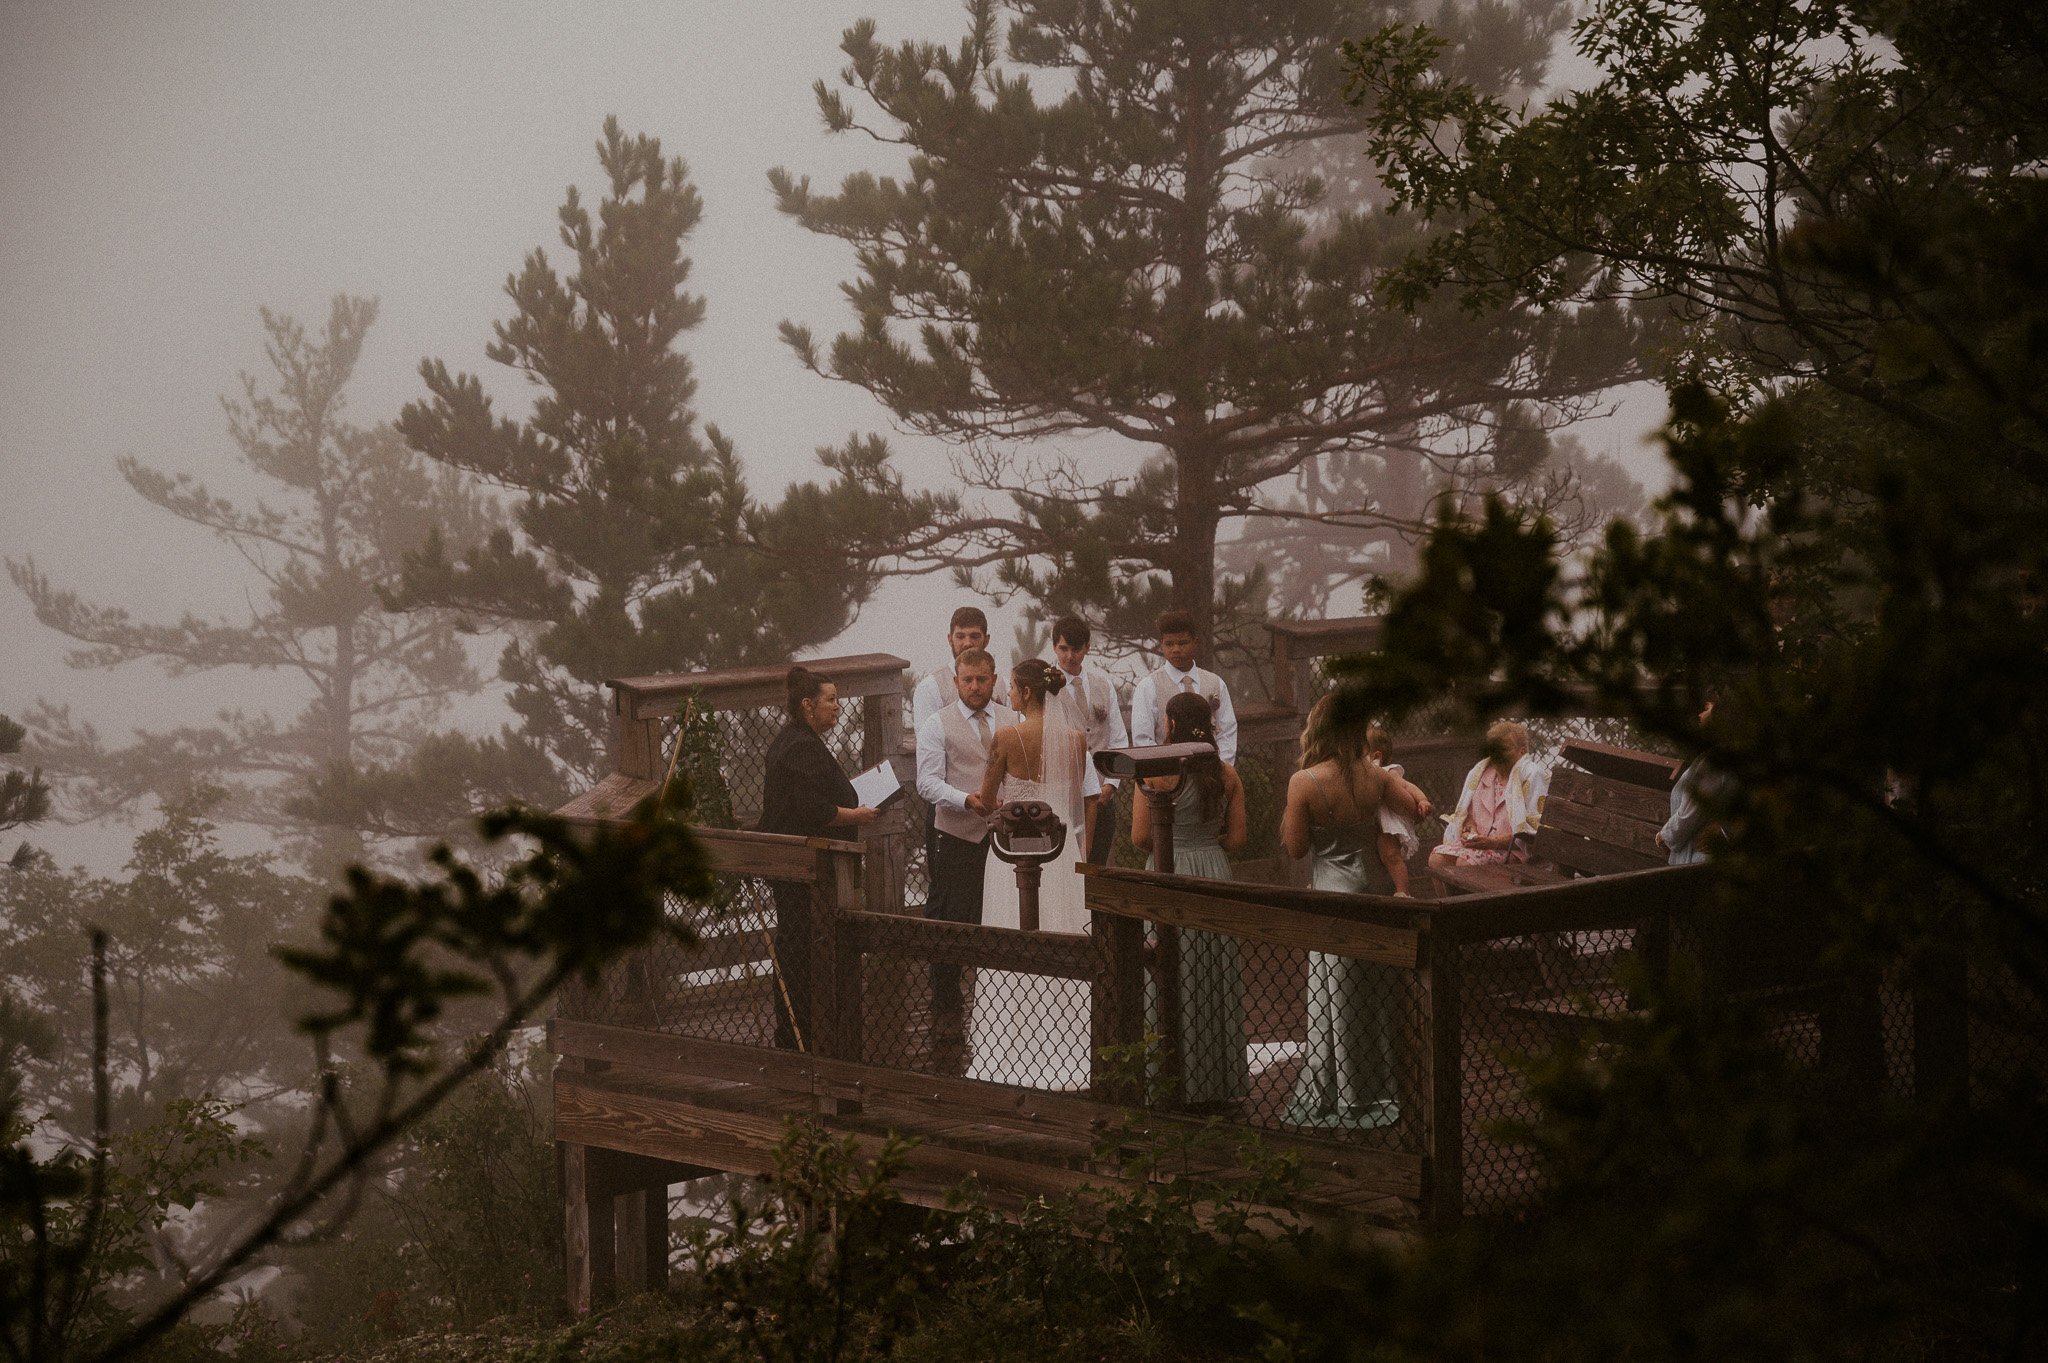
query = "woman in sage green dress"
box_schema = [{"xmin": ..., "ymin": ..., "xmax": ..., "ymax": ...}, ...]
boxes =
[
  {"xmin": 1133, "ymin": 691, "xmax": 1249, "ymax": 1110},
  {"xmin": 1280, "ymin": 693, "xmax": 1425, "ymax": 1129}
]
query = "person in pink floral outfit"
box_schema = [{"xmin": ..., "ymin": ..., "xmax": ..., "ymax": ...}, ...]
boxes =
[{"xmin": 1429, "ymin": 720, "xmax": 1547, "ymax": 871}]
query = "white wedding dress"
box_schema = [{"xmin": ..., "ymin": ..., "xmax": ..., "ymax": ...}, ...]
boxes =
[{"xmin": 967, "ymin": 715, "xmax": 1094, "ymax": 1091}]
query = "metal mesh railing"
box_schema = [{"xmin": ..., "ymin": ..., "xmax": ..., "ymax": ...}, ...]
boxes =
[
  {"xmin": 1449, "ymin": 920, "xmax": 1661, "ymax": 1216},
  {"xmin": 1191, "ymin": 937, "xmax": 1426, "ymax": 1156},
  {"xmin": 561, "ymin": 872, "xmax": 789, "ymax": 1046},
  {"xmin": 666, "ymin": 701, "xmax": 869, "ymax": 831},
  {"xmin": 851, "ymin": 924, "xmax": 1093, "ymax": 1084}
]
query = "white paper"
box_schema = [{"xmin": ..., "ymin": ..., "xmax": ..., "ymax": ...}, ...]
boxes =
[{"xmin": 850, "ymin": 761, "xmax": 903, "ymax": 810}]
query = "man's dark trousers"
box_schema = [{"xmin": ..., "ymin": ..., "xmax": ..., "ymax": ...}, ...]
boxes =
[{"xmin": 926, "ymin": 830, "xmax": 989, "ymax": 1015}]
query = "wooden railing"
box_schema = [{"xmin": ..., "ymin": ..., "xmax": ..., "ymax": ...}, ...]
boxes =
[{"xmin": 560, "ymin": 824, "xmax": 1718, "ymax": 1225}]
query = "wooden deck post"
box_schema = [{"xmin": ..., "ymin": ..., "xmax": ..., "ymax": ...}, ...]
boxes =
[
  {"xmin": 1912, "ymin": 945, "xmax": 1969, "ymax": 1106},
  {"xmin": 860, "ymin": 689, "xmax": 909, "ymax": 914},
  {"xmin": 614, "ymin": 1187, "xmax": 668, "ymax": 1294},
  {"xmin": 1419, "ymin": 926, "xmax": 1465, "ymax": 1227},
  {"xmin": 607, "ymin": 687, "xmax": 663, "ymax": 784},
  {"xmin": 561, "ymin": 1140, "xmax": 616, "ymax": 1312},
  {"xmin": 813, "ymin": 845, "xmax": 865, "ymax": 1111},
  {"xmin": 1091, "ymin": 909, "xmax": 1147, "ymax": 1104}
]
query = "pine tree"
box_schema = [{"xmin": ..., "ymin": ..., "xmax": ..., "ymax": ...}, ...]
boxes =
[
  {"xmin": 773, "ymin": 0, "xmax": 1646, "ymax": 653},
  {"xmin": 8, "ymin": 296, "xmax": 505, "ymax": 874},
  {"xmin": 0, "ymin": 713, "xmax": 52, "ymax": 870},
  {"xmin": 397, "ymin": 118, "xmax": 939, "ymax": 786}
]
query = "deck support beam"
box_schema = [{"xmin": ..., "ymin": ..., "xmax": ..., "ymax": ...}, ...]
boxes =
[{"xmin": 563, "ymin": 1142, "xmax": 706, "ymax": 1311}]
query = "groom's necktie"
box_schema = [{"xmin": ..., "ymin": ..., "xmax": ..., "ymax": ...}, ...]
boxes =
[{"xmin": 971, "ymin": 709, "xmax": 991, "ymax": 752}]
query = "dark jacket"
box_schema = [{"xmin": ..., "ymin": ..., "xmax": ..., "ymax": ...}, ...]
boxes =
[{"xmin": 758, "ymin": 719, "xmax": 856, "ymax": 839}]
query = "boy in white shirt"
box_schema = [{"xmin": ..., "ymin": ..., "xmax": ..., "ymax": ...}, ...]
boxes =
[
  {"xmin": 1129, "ymin": 609, "xmax": 1238, "ymax": 764},
  {"xmin": 911, "ymin": 606, "xmax": 990, "ymax": 731}
]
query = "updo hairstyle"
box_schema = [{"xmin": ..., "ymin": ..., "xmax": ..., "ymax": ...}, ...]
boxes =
[
  {"xmin": 785, "ymin": 665, "xmax": 833, "ymax": 718},
  {"xmin": 1164, "ymin": 690, "xmax": 1226, "ymax": 820},
  {"xmin": 1012, "ymin": 657, "xmax": 1069, "ymax": 707}
]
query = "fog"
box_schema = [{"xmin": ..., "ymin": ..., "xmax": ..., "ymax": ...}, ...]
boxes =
[{"xmin": 0, "ymin": 1, "xmax": 1670, "ymax": 871}]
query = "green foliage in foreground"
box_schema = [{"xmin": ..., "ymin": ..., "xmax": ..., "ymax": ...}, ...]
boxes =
[
  {"xmin": 2, "ymin": 796, "xmax": 711, "ymax": 1363},
  {"xmin": 308, "ymin": 1114, "xmax": 1303, "ymax": 1363}
]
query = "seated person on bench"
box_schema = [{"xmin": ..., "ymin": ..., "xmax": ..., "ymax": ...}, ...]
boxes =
[{"xmin": 1429, "ymin": 720, "xmax": 1547, "ymax": 876}]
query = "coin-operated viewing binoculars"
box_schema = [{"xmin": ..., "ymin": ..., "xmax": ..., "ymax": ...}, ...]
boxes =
[
  {"xmin": 1092, "ymin": 741, "xmax": 1214, "ymax": 875},
  {"xmin": 989, "ymin": 799, "xmax": 1067, "ymax": 932}
]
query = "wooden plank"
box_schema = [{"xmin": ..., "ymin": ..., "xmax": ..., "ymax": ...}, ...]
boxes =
[
  {"xmin": 562, "ymin": 1142, "xmax": 593, "ymax": 1314},
  {"xmin": 612, "ymin": 652, "xmax": 912, "ymax": 720},
  {"xmin": 1422, "ymin": 863, "xmax": 1710, "ymax": 943},
  {"xmin": 1081, "ymin": 865, "xmax": 1422, "ymax": 930},
  {"xmin": 637, "ymin": 1186, "xmax": 670, "ymax": 1293},
  {"xmin": 699, "ymin": 828, "xmax": 861, "ymax": 881},
  {"xmin": 1266, "ymin": 616, "xmax": 1385, "ymax": 652},
  {"xmin": 615, "ymin": 1187, "xmax": 649, "ymax": 1293},
  {"xmin": 1540, "ymin": 796, "xmax": 1665, "ymax": 860},
  {"xmin": 845, "ymin": 910, "xmax": 1099, "ymax": 979},
  {"xmin": 557, "ymin": 771, "xmax": 661, "ymax": 826},
  {"xmin": 556, "ymin": 1019, "xmax": 819, "ymax": 1093},
  {"xmin": 1270, "ymin": 629, "xmax": 1298, "ymax": 710},
  {"xmin": 1531, "ymin": 825, "xmax": 1664, "ymax": 877},
  {"xmin": 554, "ymin": 1021, "xmax": 1427, "ymax": 1201},
  {"xmin": 555, "ymin": 1077, "xmax": 1104, "ymax": 1206},
  {"xmin": 1431, "ymin": 862, "xmax": 1570, "ymax": 896},
  {"xmin": 584, "ymin": 1145, "xmax": 703, "ymax": 1200},
  {"xmin": 1420, "ymin": 934, "xmax": 1463, "ymax": 1227},
  {"xmin": 1084, "ymin": 873, "xmax": 1420, "ymax": 970},
  {"xmin": 1557, "ymin": 738, "xmax": 1679, "ymax": 790},
  {"xmin": 1547, "ymin": 766, "xmax": 1671, "ymax": 826}
]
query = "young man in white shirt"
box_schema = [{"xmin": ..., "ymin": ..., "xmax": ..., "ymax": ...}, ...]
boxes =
[
  {"xmin": 1051, "ymin": 615, "xmax": 1129, "ymax": 863},
  {"xmin": 911, "ymin": 606, "xmax": 991, "ymax": 874},
  {"xmin": 911, "ymin": 606, "xmax": 991, "ymax": 732},
  {"xmin": 912, "ymin": 647, "xmax": 1014, "ymax": 1039},
  {"xmin": 1129, "ymin": 608, "xmax": 1238, "ymax": 764}
]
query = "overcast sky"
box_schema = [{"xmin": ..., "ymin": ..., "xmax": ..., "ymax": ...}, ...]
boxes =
[{"xmin": 1, "ymin": 1, "xmax": 1671, "ymax": 869}]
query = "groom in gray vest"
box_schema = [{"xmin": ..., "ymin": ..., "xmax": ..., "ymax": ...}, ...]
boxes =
[{"xmin": 913, "ymin": 647, "xmax": 1014, "ymax": 1033}]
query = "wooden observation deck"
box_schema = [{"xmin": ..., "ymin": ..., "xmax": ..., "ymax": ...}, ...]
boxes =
[{"xmin": 547, "ymin": 637, "xmax": 2000, "ymax": 1312}]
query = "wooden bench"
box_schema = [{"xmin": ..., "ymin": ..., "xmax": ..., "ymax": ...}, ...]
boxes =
[{"xmin": 1430, "ymin": 738, "xmax": 1677, "ymax": 896}]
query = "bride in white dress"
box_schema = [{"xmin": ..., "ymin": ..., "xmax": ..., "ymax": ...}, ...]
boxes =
[{"xmin": 967, "ymin": 658, "xmax": 1099, "ymax": 1090}]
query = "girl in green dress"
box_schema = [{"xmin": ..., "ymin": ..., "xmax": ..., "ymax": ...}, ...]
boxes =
[{"xmin": 1280, "ymin": 694, "xmax": 1425, "ymax": 1129}]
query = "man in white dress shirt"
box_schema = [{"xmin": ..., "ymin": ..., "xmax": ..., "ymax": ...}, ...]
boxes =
[
  {"xmin": 911, "ymin": 605, "xmax": 991, "ymax": 870},
  {"xmin": 1129, "ymin": 608, "xmax": 1238, "ymax": 763},
  {"xmin": 913, "ymin": 647, "xmax": 1015, "ymax": 1037},
  {"xmin": 1050, "ymin": 615, "xmax": 1129, "ymax": 863},
  {"xmin": 910, "ymin": 606, "xmax": 991, "ymax": 732}
]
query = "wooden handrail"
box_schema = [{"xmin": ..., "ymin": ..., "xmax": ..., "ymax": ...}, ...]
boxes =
[
  {"xmin": 841, "ymin": 909, "xmax": 1098, "ymax": 980},
  {"xmin": 1081, "ymin": 861, "xmax": 1712, "ymax": 949},
  {"xmin": 610, "ymin": 652, "xmax": 910, "ymax": 720},
  {"xmin": 696, "ymin": 826, "xmax": 862, "ymax": 884},
  {"xmin": 1081, "ymin": 865, "xmax": 1424, "ymax": 969}
]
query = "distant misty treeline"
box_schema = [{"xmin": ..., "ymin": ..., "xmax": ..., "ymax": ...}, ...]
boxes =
[{"xmin": 9, "ymin": 2, "xmax": 1648, "ymax": 875}]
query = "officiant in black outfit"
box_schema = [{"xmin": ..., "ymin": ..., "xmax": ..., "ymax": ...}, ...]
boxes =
[{"xmin": 758, "ymin": 666, "xmax": 878, "ymax": 1049}]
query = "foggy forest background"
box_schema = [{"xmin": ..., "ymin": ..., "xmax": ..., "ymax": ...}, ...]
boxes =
[{"xmin": 3, "ymin": 1, "xmax": 2043, "ymax": 1361}]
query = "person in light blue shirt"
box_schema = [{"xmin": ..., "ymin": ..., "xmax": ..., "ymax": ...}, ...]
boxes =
[{"xmin": 1657, "ymin": 698, "xmax": 1730, "ymax": 864}]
